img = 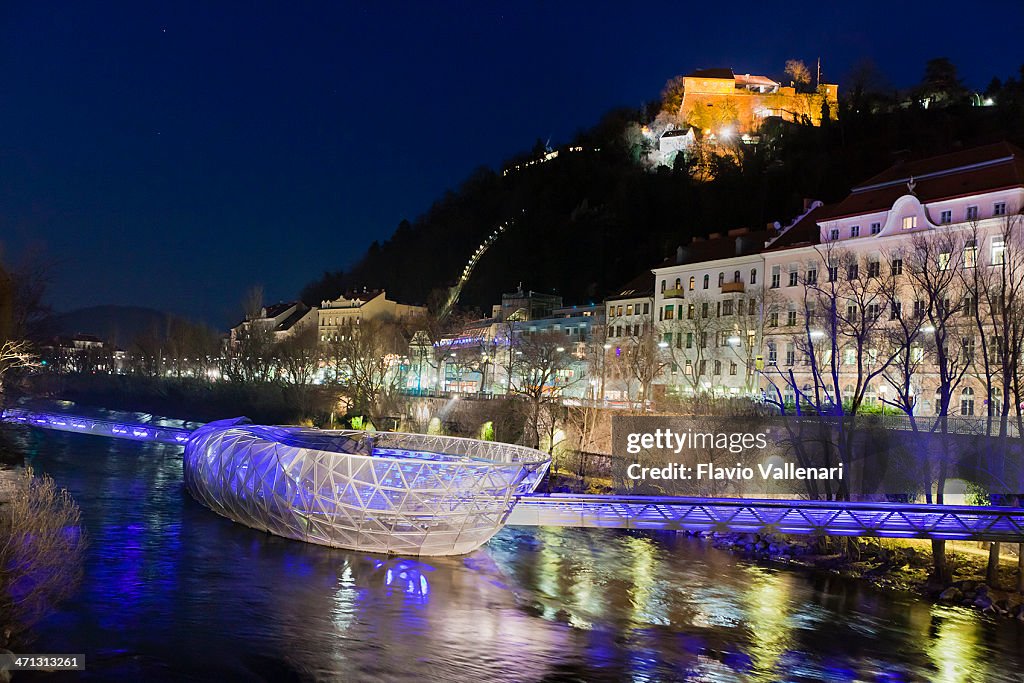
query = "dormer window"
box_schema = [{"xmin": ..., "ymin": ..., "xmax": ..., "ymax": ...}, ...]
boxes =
[
  {"xmin": 870, "ymin": 222, "xmax": 881, "ymax": 235},
  {"xmin": 994, "ymin": 202, "xmax": 1007, "ymax": 216},
  {"xmin": 829, "ymin": 228, "xmax": 839, "ymax": 241},
  {"xmin": 850, "ymin": 225, "xmax": 860, "ymax": 237},
  {"xmin": 902, "ymin": 216, "xmax": 917, "ymax": 230},
  {"xmin": 966, "ymin": 206, "xmax": 978, "ymax": 221},
  {"xmin": 940, "ymin": 210, "xmax": 952, "ymax": 224}
]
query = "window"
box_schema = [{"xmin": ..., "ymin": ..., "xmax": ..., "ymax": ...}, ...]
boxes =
[
  {"xmin": 940, "ymin": 210, "xmax": 952, "ymax": 224},
  {"xmin": 829, "ymin": 228, "xmax": 839, "ymax": 241},
  {"xmin": 616, "ymin": 305, "xmax": 624, "ymax": 316},
  {"xmin": 867, "ymin": 303, "xmax": 881, "ymax": 320},
  {"xmin": 698, "ymin": 359, "xmax": 706, "ymax": 375},
  {"xmin": 643, "ymin": 303, "xmax": 650, "ymax": 314},
  {"xmin": 891, "ymin": 258, "xmax": 903, "ymax": 275},
  {"xmin": 729, "ymin": 362, "xmax": 738, "ymax": 376},
  {"xmin": 844, "ymin": 348, "xmax": 856, "ymax": 365},
  {"xmin": 675, "ymin": 332, "xmax": 682, "ymax": 348},
  {"xmin": 962, "ymin": 295, "xmax": 975, "ymax": 317},
  {"xmin": 806, "ymin": 302, "xmax": 816, "ymax": 323},
  {"xmin": 684, "ymin": 360, "xmax": 693, "ymax": 375},
  {"xmin": 847, "ymin": 303, "xmax": 858, "ymax": 320},
  {"xmin": 713, "ymin": 360, "xmax": 722, "ymax": 375},
  {"xmin": 703, "ymin": 274, "xmax": 709, "ymax": 289},
  {"xmin": 964, "ymin": 239, "xmax": 977, "ymax": 268},
  {"xmin": 788, "ymin": 268, "xmax": 798, "ymax": 287},
  {"xmin": 625, "ymin": 304, "xmax": 633, "ymax": 316},
  {"xmin": 938, "ymin": 252, "xmax": 950, "ymax": 270},
  {"xmin": 966, "ymin": 206, "xmax": 978, "ymax": 221},
  {"xmin": 770, "ymin": 266, "xmax": 780, "ymax": 288},
  {"xmin": 911, "ymin": 345, "xmax": 924, "ymax": 363},
  {"xmin": 674, "ymin": 278, "xmax": 681, "ymax": 290},
  {"xmin": 890, "ymin": 301, "xmax": 902, "ymax": 320},
  {"xmin": 664, "ymin": 305, "xmax": 674, "ymax": 320},
  {"xmin": 850, "ymin": 225, "xmax": 860, "ymax": 237},
  {"xmin": 962, "ymin": 336, "xmax": 975, "ymax": 360},
  {"xmin": 733, "ymin": 270, "xmax": 741, "ymax": 283},
  {"xmin": 960, "ymin": 387, "xmax": 975, "ymax": 416},
  {"xmin": 994, "ymin": 202, "xmax": 1007, "ymax": 216},
  {"xmin": 902, "ymin": 216, "xmax": 917, "ymax": 230},
  {"xmin": 990, "ymin": 336, "xmax": 1003, "ymax": 363},
  {"xmin": 686, "ymin": 332, "xmax": 693, "ymax": 349},
  {"xmin": 870, "ymin": 222, "xmax": 882, "ymax": 235},
  {"xmin": 806, "ymin": 267, "xmax": 818, "ymax": 285},
  {"xmin": 785, "ymin": 343, "xmax": 796, "ymax": 366},
  {"xmin": 716, "ymin": 301, "xmax": 721, "ymax": 317},
  {"xmin": 992, "ymin": 236, "xmax": 1006, "ymax": 265},
  {"xmin": 660, "ymin": 280, "xmax": 666, "ymax": 293},
  {"xmin": 701, "ymin": 302, "xmax": 709, "ymax": 318},
  {"xmin": 914, "ymin": 300, "xmax": 926, "ymax": 318},
  {"xmin": 828, "ymin": 265, "xmax": 838, "ymax": 282},
  {"xmin": 867, "ymin": 261, "xmax": 880, "ymax": 278},
  {"xmin": 689, "ymin": 276, "xmax": 695, "ymax": 291},
  {"xmin": 750, "ymin": 269, "xmax": 757, "ymax": 285},
  {"xmin": 700, "ymin": 332, "xmax": 707, "ymax": 349},
  {"xmin": 718, "ymin": 272, "xmax": 725, "ymax": 286},
  {"xmin": 848, "ymin": 263, "xmax": 859, "ymax": 280},
  {"xmin": 722, "ymin": 299, "xmax": 734, "ymax": 316},
  {"xmin": 787, "ymin": 309, "xmax": 797, "ymax": 326},
  {"xmin": 767, "ymin": 342, "xmax": 777, "ymax": 364},
  {"xmin": 748, "ymin": 298, "xmax": 756, "ymax": 316},
  {"xmin": 687, "ymin": 303, "xmax": 695, "ymax": 319},
  {"xmin": 769, "ymin": 310, "xmax": 779, "ymax": 327}
]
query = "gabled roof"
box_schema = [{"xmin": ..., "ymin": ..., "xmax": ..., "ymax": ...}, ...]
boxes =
[
  {"xmin": 263, "ymin": 302, "xmax": 297, "ymax": 318},
  {"xmin": 765, "ymin": 204, "xmax": 825, "ymax": 251},
  {"xmin": 818, "ymin": 142, "xmax": 1024, "ymax": 220},
  {"xmin": 606, "ymin": 270, "xmax": 655, "ymax": 301},
  {"xmin": 686, "ymin": 68, "xmax": 735, "ymax": 80},
  {"xmin": 735, "ymin": 73, "xmax": 779, "ymax": 88}
]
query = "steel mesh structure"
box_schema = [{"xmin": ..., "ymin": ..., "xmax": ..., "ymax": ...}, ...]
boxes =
[
  {"xmin": 508, "ymin": 494, "xmax": 1024, "ymax": 542},
  {"xmin": 183, "ymin": 418, "xmax": 550, "ymax": 556}
]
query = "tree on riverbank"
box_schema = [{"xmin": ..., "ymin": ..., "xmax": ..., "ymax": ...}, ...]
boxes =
[{"xmin": 0, "ymin": 467, "xmax": 85, "ymax": 648}]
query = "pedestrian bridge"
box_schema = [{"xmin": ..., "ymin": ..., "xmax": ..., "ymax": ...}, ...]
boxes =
[
  {"xmin": 8, "ymin": 407, "xmax": 1024, "ymax": 544},
  {"xmin": 507, "ymin": 494, "xmax": 1024, "ymax": 543}
]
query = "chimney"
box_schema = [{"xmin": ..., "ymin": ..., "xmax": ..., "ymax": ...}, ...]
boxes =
[
  {"xmin": 727, "ymin": 227, "xmax": 749, "ymax": 237},
  {"xmin": 708, "ymin": 232, "xmax": 722, "ymax": 240},
  {"xmin": 802, "ymin": 198, "xmax": 815, "ymax": 212},
  {"xmin": 675, "ymin": 245, "xmax": 685, "ymax": 263}
]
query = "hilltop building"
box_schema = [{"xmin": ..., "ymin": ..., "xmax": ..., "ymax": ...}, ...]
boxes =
[{"xmin": 679, "ymin": 67, "xmax": 838, "ymax": 135}]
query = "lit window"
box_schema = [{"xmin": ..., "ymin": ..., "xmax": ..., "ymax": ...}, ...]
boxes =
[
  {"xmin": 902, "ymin": 216, "xmax": 917, "ymax": 230},
  {"xmin": 963, "ymin": 240, "xmax": 977, "ymax": 268},
  {"xmin": 992, "ymin": 236, "xmax": 1006, "ymax": 265},
  {"xmin": 689, "ymin": 276, "xmax": 695, "ymax": 291}
]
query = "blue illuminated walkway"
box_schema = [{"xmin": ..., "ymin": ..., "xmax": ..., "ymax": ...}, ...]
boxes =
[
  {"xmin": 508, "ymin": 494, "xmax": 1024, "ymax": 542},
  {"xmin": 7, "ymin": 407, "xmax": 1024, "ymax": 543}
]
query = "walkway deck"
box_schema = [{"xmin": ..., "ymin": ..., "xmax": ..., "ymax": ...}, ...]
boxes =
[{"xmin": 509, "ymin": 494, "xmax": 1024, "ymax": 542}]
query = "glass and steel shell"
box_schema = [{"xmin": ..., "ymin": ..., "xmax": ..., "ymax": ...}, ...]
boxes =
[{"xmin": 183, "ymin": 418, "xmax": 550, "ymax": 556}]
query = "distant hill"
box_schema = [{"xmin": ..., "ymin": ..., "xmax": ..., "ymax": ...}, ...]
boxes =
[{"xmin": 40, "ymin": 305, "xmax": 181, "ymax": 347}]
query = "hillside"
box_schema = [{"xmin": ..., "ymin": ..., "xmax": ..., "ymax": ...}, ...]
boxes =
[{"xmin": 304, "ymin": 65, "xmax": 1024, "ymax": 313}]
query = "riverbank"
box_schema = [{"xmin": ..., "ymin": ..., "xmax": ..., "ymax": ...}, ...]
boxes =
[{"xmin": 703, "ymin": 531, "xmax": 1024, "ymax": 622}]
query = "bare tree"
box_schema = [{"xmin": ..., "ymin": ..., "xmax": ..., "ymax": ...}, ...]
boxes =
[
  {"xmin": 0, "ymin": 467, "xmax": 86, "ymax": 647},
  {"xmin": 508, "ymin": 331, "xmax": 579, "ymax": 450},
  {"xmin": 331, "ymin": 317, "xmax": 410, "ymax": 429}
]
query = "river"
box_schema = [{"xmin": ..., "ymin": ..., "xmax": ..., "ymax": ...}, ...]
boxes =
[{"xmin": 9, "ymin": 418, "xmax": 1024, "ymax": 682}]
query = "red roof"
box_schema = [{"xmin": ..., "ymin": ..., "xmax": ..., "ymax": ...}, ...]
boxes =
[{"xmin": 818, "ymin": 142, "xmax": 1024, "ymax": 220}]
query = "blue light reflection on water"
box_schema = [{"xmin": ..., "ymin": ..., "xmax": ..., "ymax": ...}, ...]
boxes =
[{"xmin": 10, "ymin": 426, "xmax": 1024, "ymax": 683}]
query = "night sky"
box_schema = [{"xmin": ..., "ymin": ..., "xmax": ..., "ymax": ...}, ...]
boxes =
[{"xmin": 3, "ymin": 2, "xmax": 1023, "ymax": 327}]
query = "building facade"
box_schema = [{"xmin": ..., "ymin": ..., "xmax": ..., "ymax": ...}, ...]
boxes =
[{"xmin": 318, "ymin": 289, "xmax": 426, "ymax": 341}]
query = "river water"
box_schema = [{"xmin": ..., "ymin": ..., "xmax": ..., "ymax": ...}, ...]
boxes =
[{"xmin": 10, "ymin": 420, "xmax": 1024, "ymax": 682}]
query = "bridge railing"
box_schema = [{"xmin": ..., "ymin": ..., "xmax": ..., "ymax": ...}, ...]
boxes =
[
  {"xmin": 509, "ymin": 493, "xmax": 1024, "ymax": 542},
  {"xmin": 1, "ymin": 408, "xmax": 193, "ymax": 446}
]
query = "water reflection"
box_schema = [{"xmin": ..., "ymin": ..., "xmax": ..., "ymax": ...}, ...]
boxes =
[{"xmin": 11, "ymin": 427, "xmax": 1024, "ymax": 682}]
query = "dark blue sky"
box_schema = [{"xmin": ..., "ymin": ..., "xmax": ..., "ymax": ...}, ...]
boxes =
[{"xmin": 3, "ymin": 2, "xmax": 1023, "ymax": 327}]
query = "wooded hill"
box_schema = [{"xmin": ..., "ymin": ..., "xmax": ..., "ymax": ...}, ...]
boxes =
[{"xmin": 301, "ymin": 61, "xmax": 1024, "ymax": 314}]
